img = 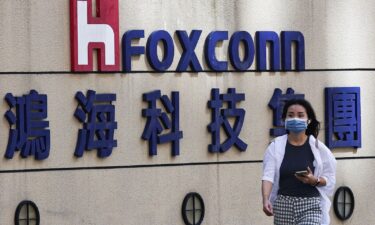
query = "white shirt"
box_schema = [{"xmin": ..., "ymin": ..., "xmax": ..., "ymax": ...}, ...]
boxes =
[{"xmin": 262, "ymin": 134, "xmax": 337, "ymax": 225}]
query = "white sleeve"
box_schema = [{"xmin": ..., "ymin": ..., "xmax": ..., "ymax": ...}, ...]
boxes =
[
  {"xmin": 318, "ymin": 145, "xmax": 337, "ymax": 197},
  {"xmin": 262, "ymin": 142, "xmax": 276, "ymax": 183}
]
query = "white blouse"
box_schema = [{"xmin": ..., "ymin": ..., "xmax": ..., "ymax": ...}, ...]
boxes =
[{"xmin": 262, "ymin": 134, "xmax": 337, "ymax": 225}]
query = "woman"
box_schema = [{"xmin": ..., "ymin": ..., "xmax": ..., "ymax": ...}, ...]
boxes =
[{"xmin": 262, "ymin": 99, "xmax": 336, "ymax": 225}]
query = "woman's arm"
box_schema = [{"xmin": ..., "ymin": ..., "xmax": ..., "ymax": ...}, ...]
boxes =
[
  {"xmin": 262, "ymin": 180, "xmax": 274, "ymax": 216},
  {"xmin": 319, "ymin": 146, "xmax": 337, "ymax": 196},
  {"xmin": 262, "ymin": 141, "xmax": 276, "ymax": 216}
]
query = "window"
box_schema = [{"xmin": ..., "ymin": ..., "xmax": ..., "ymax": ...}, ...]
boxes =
[
  {"xmin": 181, "ymin": 192, "xmax": 205, "ymax": 225},
  {"xmin": 15, "ymin": 200, "xmax": 40, "ymax": 225},
  {"xmin": 333, "ymin": 186, "xmax": 355, "ymax": 220}
]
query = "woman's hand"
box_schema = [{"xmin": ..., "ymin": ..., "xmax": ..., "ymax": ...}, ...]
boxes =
[
  {"xmin": 263, "ymin": 199, "xmax": 274, "ymax": 216},
  {"xmin": 295, "ymin": 167, "xmax": 317, "ymax": 185},
  {"xmin": 262, "ymin": 180, "xmax": 274, "ymax": 216}
]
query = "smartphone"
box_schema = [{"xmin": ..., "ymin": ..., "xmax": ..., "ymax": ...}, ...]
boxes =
[{"xmin": 295, "ymin": 170, "xmax": 308, "ymax": 176}]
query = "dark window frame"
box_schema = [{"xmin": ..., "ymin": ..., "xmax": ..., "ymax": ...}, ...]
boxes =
[
  {"xmin": 181, "ymin": 192, "xmax": 205, "ymax": 225},
  {"xmin": 333, "ymin": 186, "xmax": 355, "ymax": 220},
  {"xmin": 15, "ymin": 200, "xmax": 40, "ymax": 225}
]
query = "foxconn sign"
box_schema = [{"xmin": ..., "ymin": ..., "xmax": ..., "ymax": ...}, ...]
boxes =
[{"xmin": 70, "ymin": 0, "xmax": 306, "ymax": 72}]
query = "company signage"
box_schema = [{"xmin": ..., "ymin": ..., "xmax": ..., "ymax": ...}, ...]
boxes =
[
  {"xmin": 70, "ymin": 0, "xmax": 305, "ymax": 72},
  {"xmin": 2, "ymin": 86, "xmax": 361, "ymax": 161}
]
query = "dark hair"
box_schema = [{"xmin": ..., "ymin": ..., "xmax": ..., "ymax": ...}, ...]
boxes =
[{"xmin": 282, "ymin": 99, "xmax": 320, "ymax": 138}]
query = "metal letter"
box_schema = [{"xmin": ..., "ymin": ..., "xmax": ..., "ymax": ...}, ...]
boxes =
[
  {"xmin": 146, "ymin": 30, "xmax": 175, "ymax": 71},
  {"xmin": 204, "ymin": 31, "xmax": 228, "ymax": 71},
  {"xmin": 229, "ymin": 31, "xmax": 255, "ymax": 71},
  {"xmin": 256, "ymin": 31, "xmax": 280, "ymax": 71},
  {"xmin": 122, "ymin": 30, "xmax": 145, "ymax": 72}
]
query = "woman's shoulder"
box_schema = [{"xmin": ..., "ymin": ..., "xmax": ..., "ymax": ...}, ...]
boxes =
[
  {"xmin": 265, "ymin": 134, "xmax": 288, "ymax": 152},
  {"xmin": 267, "ymin": 135, "xmax": 286, "ymax": 146},
  {"xmin": 272, "ymin": 134, "xmax": 288, "ymax": 142},
  {"xmin": 309, "ymin": 136, "xmax": 336, "ymax": 161}
]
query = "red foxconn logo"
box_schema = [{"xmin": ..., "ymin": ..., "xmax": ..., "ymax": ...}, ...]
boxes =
[{"xmin": 70, "ymin": 0, "xmax": 120, "ymax": 72}]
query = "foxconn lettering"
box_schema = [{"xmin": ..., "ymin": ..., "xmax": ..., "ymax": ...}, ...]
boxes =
[{"xmin": 70, "ymin": 0, "xmax": 305, "ymax": 72}]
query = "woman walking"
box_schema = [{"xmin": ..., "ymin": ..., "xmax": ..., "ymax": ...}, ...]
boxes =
[{"xmin": 262, "ymin": 99, "xmax": 336, "ymax": 225}]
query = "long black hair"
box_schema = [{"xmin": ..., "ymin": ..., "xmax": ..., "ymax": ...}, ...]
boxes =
[{"xmin": 282, "ymin": 99, "xmax": 320, "ymax": 138}]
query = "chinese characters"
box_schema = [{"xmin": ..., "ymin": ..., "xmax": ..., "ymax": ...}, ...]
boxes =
[
  {"xmin": 141, "ymin": 90, "xmax": 182, "ymax": 156},
  {"xmin": 5, "ymin": 90, "xmax": 50, "ymax": 160},
  {"xmin": 2, "ymin": 86, "xmax": 361, "ymax": 161},
  {"xmin": 208, "ymin": 88, "xmax": 247, "ymax": 152},
  {"xmin": 74, "ymin": 90, "xmax": 118, "ymax": 158},
  {"xmin": 325, "ymin": 87, "xmax": 361, "ymax": 149},
  {"xmin": 268, "ymin": 88, "xmax": 304, "ymax": 137}
]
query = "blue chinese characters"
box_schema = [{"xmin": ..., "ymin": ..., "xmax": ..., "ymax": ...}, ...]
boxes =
[
  {"xmin": 141, "ymin": 90, "xmax": 183, "ymax": 156},
  {"xmin": 208, "ymin": 88, "xmax": 247, "ymax": 153},
  {"xmin": 1, "ymin": 86, "xmax": 363, "ymax": 160},
  {"xmin": 4, "ymin": 90, "xmax": 50, "ymax": 160},
  {"xmin": 268, "ymin": 88, "xmax": 304, "ymax": 137},
  {"xmin": 325, "ymin": 87, "xmax": 361, "ymax": 149},
  {"xmin": 74, "ymin": 90, "xmax": 118, "ymax": 158}
]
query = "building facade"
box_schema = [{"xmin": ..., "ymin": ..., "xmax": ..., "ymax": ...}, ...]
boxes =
[{"xmin": 0, "ymin": 0, "xmax": 374, "ymax": 224}]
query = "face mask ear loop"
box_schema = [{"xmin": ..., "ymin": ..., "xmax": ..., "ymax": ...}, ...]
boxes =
[{"xmin": 284, "ymin": 118, "xmax": 290, "ymax": 130}]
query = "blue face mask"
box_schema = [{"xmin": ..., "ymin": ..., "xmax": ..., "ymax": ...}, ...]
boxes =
[{"xmin": 285, "ymin": 118, "xmax": 308, "ymax": 133}]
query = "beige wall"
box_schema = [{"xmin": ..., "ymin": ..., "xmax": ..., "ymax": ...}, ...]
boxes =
[{"xmin": 0, "ymin": 0, "xmax": 374, "ymax": 224}]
